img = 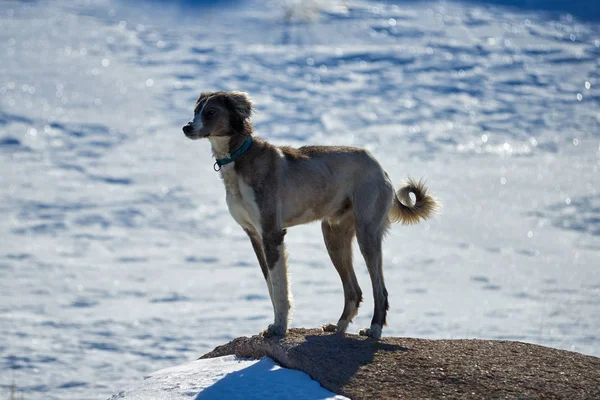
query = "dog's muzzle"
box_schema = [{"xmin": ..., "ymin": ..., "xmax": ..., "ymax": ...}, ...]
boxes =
[{"xmin": 182, "ymin": 123, "xmax": 194, "ymax": 136}]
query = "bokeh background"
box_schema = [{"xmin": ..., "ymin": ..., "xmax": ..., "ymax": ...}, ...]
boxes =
[{"xmin": 1, "ymin": 0, "xmax": 598, "ymax": 398}]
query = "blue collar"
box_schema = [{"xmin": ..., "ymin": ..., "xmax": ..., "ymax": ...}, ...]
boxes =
[{"xmin": 214, "ymin": 136, "xmax": 253, "ymax": 171}]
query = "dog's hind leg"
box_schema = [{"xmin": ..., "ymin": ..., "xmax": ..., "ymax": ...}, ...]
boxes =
[
  {"xmin": 321, "ymin": 215, "xmax": 363, "ymax": 334},
  {"xmin": 354, "ymin": 180, "xmax": 393, "ymax": 340},
  {"xmin": 356, "ymin": 225, "xmax": 388, "ymax": 340},
  {"xmin": 245, "ymin": 229, "xmax": 274, "ymax": 308}
]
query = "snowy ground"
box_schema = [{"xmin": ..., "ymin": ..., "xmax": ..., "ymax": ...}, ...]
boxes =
[
  {"xmin": 0, "ymin": 0, "xmax": 599, "ymax": 398},
  {"xmin": 111, "ymin": 356, "xmax": 347, "ymax": 400},
  {"xmin": 111, "ymin": 355, "xmax": 347, "ymax": 400}
]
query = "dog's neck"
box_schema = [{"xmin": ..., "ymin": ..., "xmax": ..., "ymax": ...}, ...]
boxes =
[
  {"xmin": 208, "ymin": 134, "xmax": 250, "ymax": 160},
  {"xmin": 208, "ymin": 136, "xmax": 231, "ymax": 159}
]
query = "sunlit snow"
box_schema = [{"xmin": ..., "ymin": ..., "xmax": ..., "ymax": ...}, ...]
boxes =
[
  {"xmin": 0, "ymin": 0, "xmax": 598, "ymax": 398},
  {"xmin": 111, "ymin": 355, "xmax": 347, "ymax": 399}
]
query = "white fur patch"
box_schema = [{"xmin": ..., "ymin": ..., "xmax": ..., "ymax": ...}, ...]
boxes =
[
  {"xmin": 208, "ymin": 136, "xmax": 230, "ymax": 160},
  {"xmin": 190, "ymin": 100, "xmax": 207, "ymax": 130},
  {"xmin": 269, "ymin": 243, "xmax": 291, "ymax": 329},
  {"xmin": 238, "ymin": 179, "xmax": 262, "ymax": 227},
  {"xmin": 221, "ymin": 170, "xmax": 263, "ymax": 238},
  {"xmin": 276, "ymin": 147, "xmax": 285, "ymax": 159},
  {"xmin": 192, "ymin": 112, "xmax": 203, "ymax": 130}
]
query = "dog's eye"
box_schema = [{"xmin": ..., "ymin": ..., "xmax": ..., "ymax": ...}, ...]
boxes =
[{"xmin": 207, "ymin": 109, "xmax": 216, "ymax": 116}]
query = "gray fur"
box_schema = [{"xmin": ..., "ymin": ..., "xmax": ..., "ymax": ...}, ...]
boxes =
[{"xmin": 183, "ymin": 91, "xmax": 440, "ymax": 339}]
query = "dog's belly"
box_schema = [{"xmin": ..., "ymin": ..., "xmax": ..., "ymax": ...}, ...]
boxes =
[
  {"xmin": 282, "ymin": 207, "xmax": 321, "ymax": 228},
  {"xmin": 282, "ymin": 197, "xmax": 348, "ymax": 228}
]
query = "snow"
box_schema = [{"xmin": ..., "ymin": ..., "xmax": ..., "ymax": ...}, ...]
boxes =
[
  {"xmin": 0, "ymin": 0, "xmax": 598, "ymax": 399},
  {"xmin": 110, "ymin": 355, "xmax": 347, "ymax": 400}
]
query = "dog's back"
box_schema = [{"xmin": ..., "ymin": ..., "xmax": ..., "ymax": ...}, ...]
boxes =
[{"xmin": 277, "ymin": 144, "xmax": 391, "ymax": 228}]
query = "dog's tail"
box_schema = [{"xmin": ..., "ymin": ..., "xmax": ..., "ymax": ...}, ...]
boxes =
[{"xmin": 388, "ymin": 177, "xmax": 440, "ymax": 225}]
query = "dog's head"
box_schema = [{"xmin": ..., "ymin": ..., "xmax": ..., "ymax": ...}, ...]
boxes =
[{"xmin": 182, "ymin": 91, "xmax": 253, "ymax": 139}]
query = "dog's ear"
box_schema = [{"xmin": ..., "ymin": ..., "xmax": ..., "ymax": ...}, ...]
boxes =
[
  {"xmin": 226, "ymin": 91, "xmax": 253, "ymax": 119},
  {"xmin": 225, "ymin": 91, "xmax": 253, "ymax": 133}
]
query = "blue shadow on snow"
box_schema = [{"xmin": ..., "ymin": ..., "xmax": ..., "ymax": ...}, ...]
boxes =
[
  {"xmin": 136, "ymin": 0, "xmax": 243, "ymax": 9},
  {"xmin": 195, "ymin": 358, "xmax": 333, "ymax": 400},
  {"xmin": 381, "ymin": 0, "xmax": 600, "ymax": 22}
]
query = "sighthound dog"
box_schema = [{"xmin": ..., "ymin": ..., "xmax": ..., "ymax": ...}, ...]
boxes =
[{"xmin": 182, "ymin": 91, "xmax": 439, "ymax": 339}]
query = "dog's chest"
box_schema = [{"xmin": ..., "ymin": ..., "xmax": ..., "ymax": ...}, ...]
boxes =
[{"xmin": 220, "ymin": 166, "xmax": 262, "ymax": 234}]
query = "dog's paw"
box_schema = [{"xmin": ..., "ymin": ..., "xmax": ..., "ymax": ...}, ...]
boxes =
[
  {"xmin": 322, "ymin": 321, "xmax": 349, "ymax": 334},
  {"xmin": 322, "ymin": 323, "xmax": 338, "ymax": 333},
  {"xmin": 358, "ymin": 325, "xmax": 382, "ymax": 339},
  {"xmin": 262, "ymin": 324, "xmax": 286, "ymax": 338}
]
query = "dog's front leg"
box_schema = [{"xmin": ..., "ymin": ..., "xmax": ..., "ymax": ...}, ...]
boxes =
[
  {"xmin": 262, "ymin": 228, "xmax": 290, "ymax": 337},
  {"xmin": 244, "ymin": 229, "xmax": 274, "ymax": 308}
]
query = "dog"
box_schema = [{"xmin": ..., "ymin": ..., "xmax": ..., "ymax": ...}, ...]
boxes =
[{"xmin": 182, "ymin": 91, "xmax": 439, "ymax": 339}]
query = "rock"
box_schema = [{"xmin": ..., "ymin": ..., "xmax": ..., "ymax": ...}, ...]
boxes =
[{"xmin": 201, "ymin": 328, "xmax": 600, "ymax": 400}]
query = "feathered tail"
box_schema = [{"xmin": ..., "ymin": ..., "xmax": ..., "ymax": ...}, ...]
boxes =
[{"xmin": 388, "ymin": 177, "xmax": 440, "ymax": 225}]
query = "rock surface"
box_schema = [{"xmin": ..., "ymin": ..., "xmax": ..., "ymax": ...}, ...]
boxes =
[{"xmin": 201, "ymin": 328, "xmax": 600, "ymax": 400}]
